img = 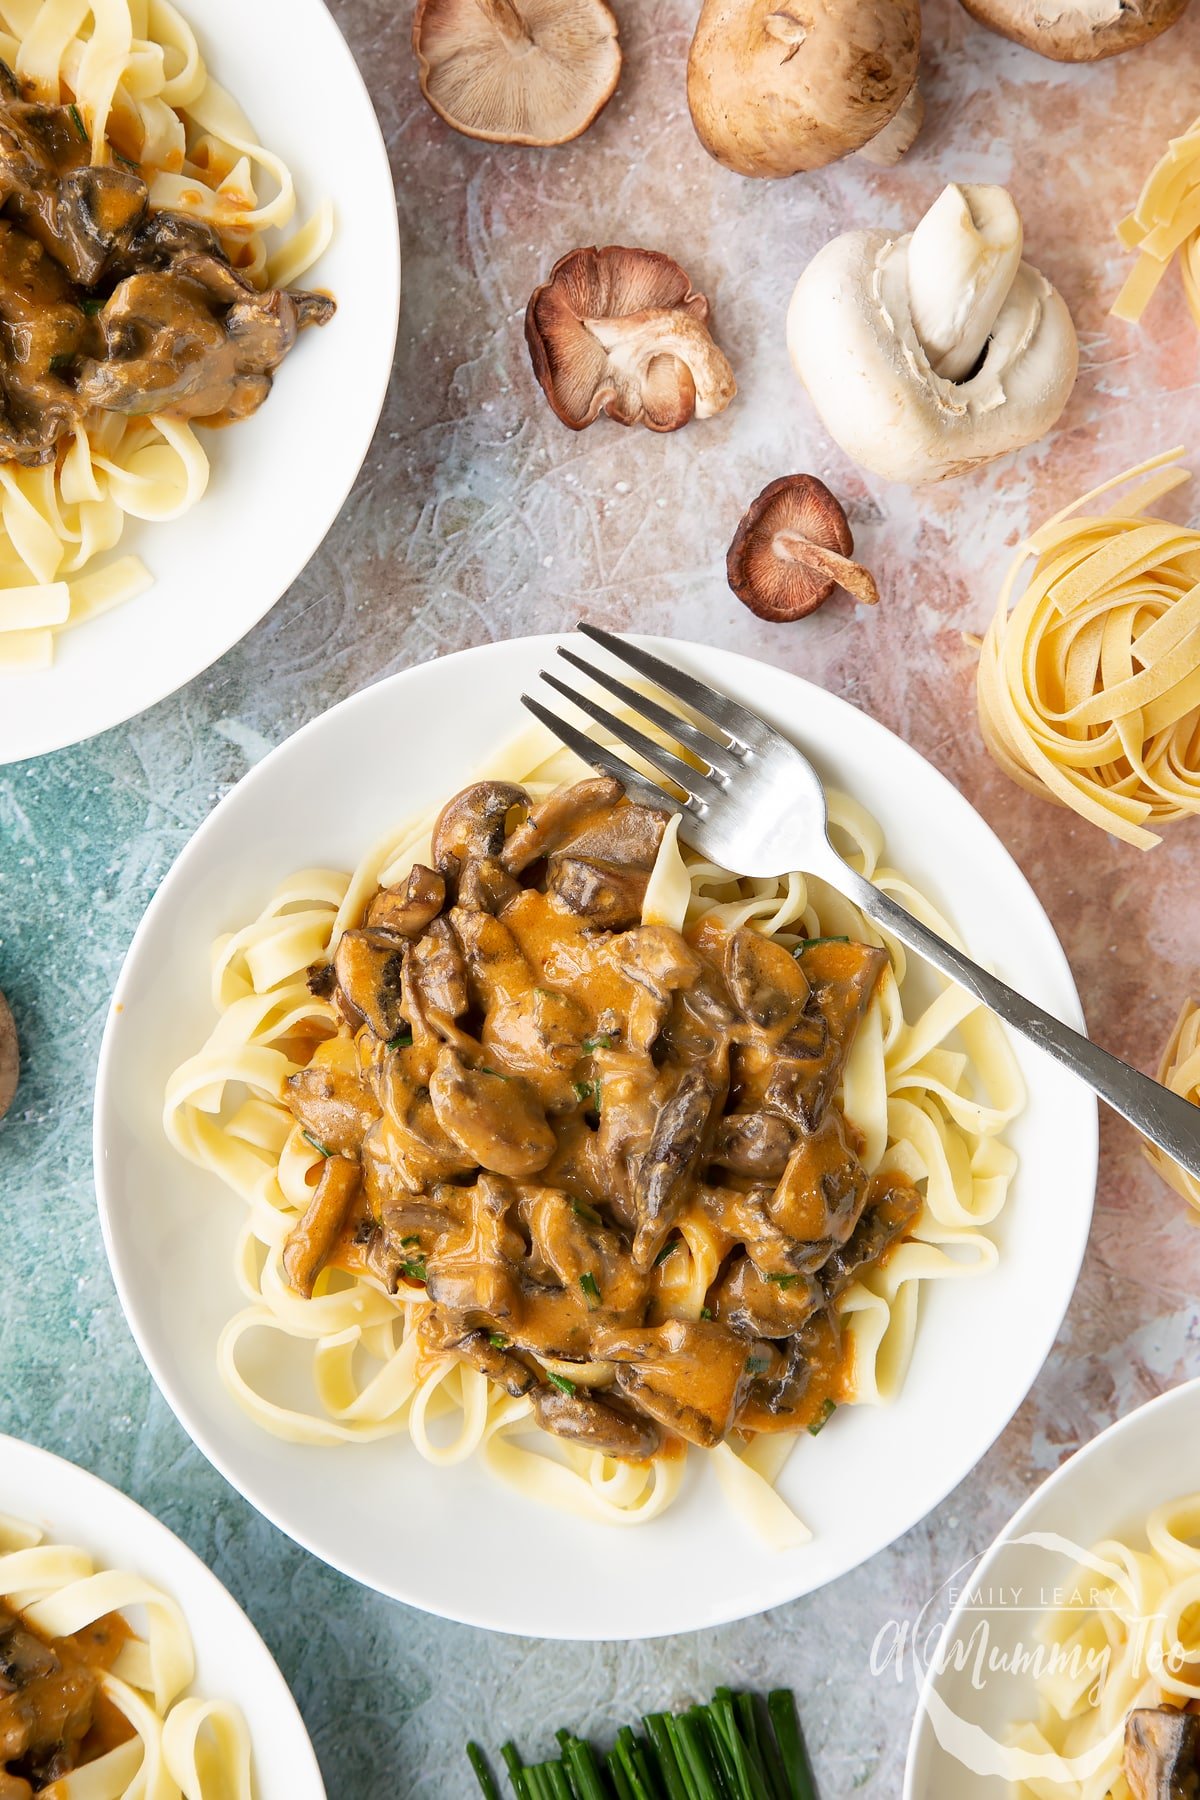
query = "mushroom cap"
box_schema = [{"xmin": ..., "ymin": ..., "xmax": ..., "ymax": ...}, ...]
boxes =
[
  {"xmin": 958, "ymin": 0, "xmax": 1189, "ymax": 59},
  {"xmin": 412, "ymin": 0, "xmax": 621, "ymax": 146},
  {"xmin": 728, "ymin": 475, "xmax": 860, "ymax": 620},
  {"xmin": 526, "ymin": 245, "xmax": 737, "ymax": 432},
  {"xmin": 687, "ymin": 0, "xmax": 921, "ymax": 177},
  {"xmin": 787, "ymin": 210, "xmax": 1079, "ymax": 484},
  {"xmin": 0, "ymin": 990, "xmax": 17, "ymax": 1121}
]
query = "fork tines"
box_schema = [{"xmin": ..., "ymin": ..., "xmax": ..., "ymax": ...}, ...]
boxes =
[{"xmin": 521, "ymin": 623, "xmax": 759, "ymax": 817}]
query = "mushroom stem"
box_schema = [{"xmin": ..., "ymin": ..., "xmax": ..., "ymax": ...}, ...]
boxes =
[
  {"xmin": 477, "ymin": 0, "xmax": 532, "ymax": 45},
  {"xmin": 856, "ymin": 80, "xmax": 924, "ymax": 166},
  {"xmin": 772, "ymin": 530, "xmax": 880, "ymax": 605},
  {"xmin": 906, "ymin": 183, "xmax": 1024, "ymax": 381}
]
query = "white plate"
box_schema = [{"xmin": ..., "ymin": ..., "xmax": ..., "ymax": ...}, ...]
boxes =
[
  {"xmin": 0, "ymin": 1433, "xmax": 325, "ymax": 1798},
  {"xmin": 93, "ymin": 634, "xmax": 1098, "ymax": 1640},
  {"xmin": 0, "ymin": 0, "xmax": 399, "ymax": 766},
  {"xmin": 904, "ymin": 1378, "xmax": 1200, "ymax": 1798}
]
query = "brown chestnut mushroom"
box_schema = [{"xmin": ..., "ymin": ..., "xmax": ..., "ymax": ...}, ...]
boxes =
[
  {"xmin": 958, "ymin": 0, "xmax": 1188, "ymax": 60},
  {"xmin": 412, "ymin": 0, "xmax": 621, "ymax": 147},
  {"xmin": 0, "ymin": 990, "xmax": 16, "ymax": 1121},
  {"xmin": 727, "ymin": 475, "xmax": 879, "ymax": 621},
  {"xmin": 525, "ymin": 245, "xmax": 737, "ymax": 432}
]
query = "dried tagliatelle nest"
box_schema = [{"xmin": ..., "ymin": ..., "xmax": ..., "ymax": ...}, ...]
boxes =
[
  {"xmin": 1146, "ymin": 1000, "xmax": 1200, "ymax": 1210},
  {"xmin": 1113, "ymin": 111, "xmax": 1200, "ymax": 329},
  {"xmin": 976, "ymin": 447, "xmax": 1200, "ymax": 849}
]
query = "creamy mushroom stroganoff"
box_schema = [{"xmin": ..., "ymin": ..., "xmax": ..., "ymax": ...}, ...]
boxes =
[
  {"xmin": 164, "ymin": 722, "xmax": 1023, "ymax": 1543},
  {"xmin": 0, "ymin": 0, "xmax": 334, "ymax": 670},
  {"xmin": 0, "ymin": 1512, "xmax": 252, "ymax": 1798}
]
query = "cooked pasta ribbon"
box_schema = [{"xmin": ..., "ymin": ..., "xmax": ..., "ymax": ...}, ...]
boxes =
[
  {"xmin": 163, "ymin": 722, "xmax": 1023, "ymax": 1546},
  {"xmin": 0, "ymin": 0, "xmax": 328, "ymax": 669},
  {"xmin": 0, "ymin": 1513, "xmax": 253, "ymax": 1798},
  {"xmin": 977, "ymin": 447, "xmax": 1200, "ymax": 850},
  {"xmin": 1014, "ymin": 1492, "xmax": 1200, "ymax": 1797}
]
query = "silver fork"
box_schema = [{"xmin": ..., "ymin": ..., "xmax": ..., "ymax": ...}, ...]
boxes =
[{"xmin": 522, "ymin": 622, "xmax": 1200, "ymax": 1184}]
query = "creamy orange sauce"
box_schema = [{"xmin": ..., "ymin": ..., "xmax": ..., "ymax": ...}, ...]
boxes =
[{"xmin": 0, "ymin": 1602, "xmax": 135, "ymax": 1788}]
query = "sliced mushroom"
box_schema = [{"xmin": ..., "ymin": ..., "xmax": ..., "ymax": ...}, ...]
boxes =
[
  {"xmin": 1124, "ymin": 1706, "xmax": 1200, "ymax": 1800},
  {"xmin": 724, "ymin": 927, "xmax": 811, "ymax": 1032},
  {"xmin": 687, "ymin": 0, "xmax": 922, "ymax": 176},
  {"xmin": 403, "ymin": 920, "xmax": 470, "ymax": 1040},
  {"xmin": 710, "ymin": 1111, "xmax": 794, "ymax": 1181},
  {"xmin": 711, "ymin": 1252, "xmax": 824, "ymax": 1339},
  {"xmin": 365, "ymin": 864, "xmax": 446, "ymax": 936},
  {"xmin": 728, "ymin": 476, "xmax": 879, "ymax": 621},
  {"xmin": 631, "ymin": 1067, "xmax": 717, "ymax": 1269},
  {"xmin": 960, "ymin": 0, "xmax": 1188, "ymax": 59},
  {"xmin": 526, "ymin": 245, "xmax": 736, "ymax": 432},
  {"xmin": 424, "ymin": 1172, "xmax": 527, "ymax": 1321},
  {"xmin": 500, "ymin": 776, "xmax": 624, "ymax": 873},
  {"xmin": 521, "ymin": 1187, "xmax": 648, "ymax": 1317},
  {"xmin": 595, "ymin": 1318, "xmax": 755, "ymax": 1448},
  {"xmin": 332, "ymin": 928, "xmax": 406, "ymax": 1040},
  {"xmin": 284, "ymin": 1063, "xmax": 381, "ymax": 1155},
  {"xmin": 532, "ymin": 1385, "xmax": 661, "ymax": 1460},
  {"xmin": 457, "ymin": 856, "xmax": 520, "ymax": 913},
  {"xmin": 428, "ymin": 1046, "xmax": 557, "ymax": 1176},
  {"xmin": 412, "ymin": 0, "xmax": 621, "ymax": 147},
  {"xmin": 820, "ymin": 1176, "xmax": 921, "ymax": 1298},
  {"xmin": 0, "ymin": 990, "xmax": 17, "ymax": 1121},
  {"xmin": 282, "ymin": 1156, "xmax": 362, "ymax": 1298},
  {"xmin": 427, "ymin": 1322, "xmax": 540, "ymax": 1397},
  {"xmin": 431, "ymin": 781, "xmax": 527, "ymax": 878},
  {"xmin": 765, "ymin": 939, "xmax": 888, "ymax": 1129},
  {"xmin": 766, "ymin": 1112, "xmax": 870, "ymax": 1265}
]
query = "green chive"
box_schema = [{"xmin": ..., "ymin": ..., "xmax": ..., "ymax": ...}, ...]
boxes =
[
  {"xmin": 579, "ymin": 1271, "xmax": 601, "ymax": 1307},
  {"xmin": 401, "ymin": 1234, "xmax": 421, "ymax": 1246},
  {"xmin": 546, "ymin": 1372, "xmax": 577, "ymax": 1397},
  {"xmin": 68, "ymin": 102, "xmax": 88, "ymax": 141},
  {"xmin": 563, "ymin": 1737, "xmax": 610, "ymax": 1800},
  {"xmin": 112, "ymin": 148, "xmax": 140, "ymax": 170},
  {"xmin": 615, "ymin": 1728, "xmax": 656, "ymax": 1800},
  {"xmin": 653, "ymin": 1239, "xmax": 680, "ymax": 1268},
  {"xmin": 794, "ymin": 936, "xmax": 850, "ymax": 955},
  {"xmin": 80, "ymin": 295, "xmax": 104, "ymax": 315},
  {"xmin": 745, "ymin": 1353, "xmax": 770, "ymax": 1376},
  {"xmin": 606, "ymin": 1752, "xmax": 635, "ymax": 1800},
  {"xmin": 501, "ymin": 1742, "xmax": 531, "ymax": 1800},
  {"xmin": 571, "ymin": 1199, "xmax": 603, "ymax": 1226},
  {"xmin": 767, "ymin": 1691, "xmax": 818, "ymax": 1800},
  {"xmin": 483, "ymin": 1066, "xmax": 513, "ymax": 1081},
  {"xmin": 806, "ymin": 1399, "xmax": 836, "ymax": 1438},
  {"xmin": 581, "ymin": 1033, "xmax": 613, "ymax": 1053},
  {"xmin": 301, "ymin": 1130, "xmax": 333, "ymax": 1158},
  {"xmin": 489, "ymin": 1332, "xmax": 511, "ymax": 1350},
  {"xmin": 542, "ymin": 1764, "xmax": 574, "ymax": 1800},
  {"xmin": 767, "ymin": 1272, "xmax": 799, "ymax": 1288},
  {"xmin": 468, "ymin": 1742, "xmax": 503, "ymax": 1800},
  {"xmin": 700, "ymin": 1307, "xmax": 713, "ymax": 1321},
  {"xmin": 387, "ymin": 1029, "xmax": 414, "ymax": 1049},
  {"xmin": 401, "ymin": 1257, "xmax": 427, "ymax": 1285},
  {"xmin": 49, "ymin": 352, "xmax": 73, "ymax": 372},
  {"xmin": 643, "ymin": 1715, "xmax": 692, "ymax": 1800},
  {"xmin": 572, "ymin": 1079, "xmax": 601, "ymax": 1111}
]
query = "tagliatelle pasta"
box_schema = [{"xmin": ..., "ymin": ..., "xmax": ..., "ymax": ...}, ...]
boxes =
[
  {"xmin": 0, "ymin": 0, "xmax": 333, "ymax": 669},
  {"xmin": 0, "ymin": 1511, "xmax": 252, "ymax": 1798},
  {"xmin": 976, "ymin": 447, "xmax": 1200, "ymax": 850},
  {"xmin": 1113, "ymin": 111, "xmax": 1200, "ymax": 330},
  {"xmin": 162, "ymin": 715, "xmax": 1024, "ymax": 1549},
  {"xmin": 1012, "ymin": 1492, "xmax": 1200, "ymax": 1799},
  {"xmin": 1145, "ymin": 999, "xmax": 1200, "ymax": 1212}
]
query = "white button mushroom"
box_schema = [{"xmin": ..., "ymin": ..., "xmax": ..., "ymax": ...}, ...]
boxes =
[{"xmin": 786, "ymin": 183, "xmax": 1079, "ymax": 484}]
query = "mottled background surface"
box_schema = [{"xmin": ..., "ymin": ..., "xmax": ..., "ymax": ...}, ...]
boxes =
[{"xmin": 3, "ymin": 0, "xmax": 1200, "ymax": 1793}]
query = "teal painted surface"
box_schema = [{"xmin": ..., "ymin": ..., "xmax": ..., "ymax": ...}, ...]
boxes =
[{"xmin": 4, "ymin": 1, "xmax": 1200, "ymax": 1793}]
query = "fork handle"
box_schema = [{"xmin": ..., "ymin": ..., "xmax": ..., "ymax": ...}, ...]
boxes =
[{"xmin": 834, "ymin": 861, "xmax": 1200, "ymax": 1183}]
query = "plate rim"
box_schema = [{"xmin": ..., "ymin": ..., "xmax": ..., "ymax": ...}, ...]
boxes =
[
  {"xmin": 0, "ymin": 1431, "xmax": 326, "ymax": 1796},
  {"xmin": 92, "ymin": 632, "xmax": 1100, "ymax": 1638},
  {"xmin": 901, "ymin": 1375, "xmax": 1200, "ymax": 1796},
  {"xmin": 0, "ymin": 0, "xmax": 401, "ymax": 766}
]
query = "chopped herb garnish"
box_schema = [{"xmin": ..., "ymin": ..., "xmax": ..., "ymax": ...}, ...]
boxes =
[
  {"xmin": 80, "ymin": 296, "xmax": 104, "ymax": 316},
  {"xmin": 807, "ymin": 1397, "xmax": 837, "ymax": 1437},
  {"xmin": 401, "ymin": 1257, "xmax": 427, "ymax": 1285},
  {"xmin": 572, "ymin": 1078, "xmax": 602, "ymax": 1111},
  {"xmin": 581, "ymin": 1033, "xmax": 613, "ymax": 1053},
  {"xmin": 795, "ymin": 935, "xmax": 851, "ymax": 955},
  {"xmin": 745, "ymin": 1353, "xmax": 770, "ymax": 1376},
  {"xmin": 653, "ymin": 1239, "xmax": 679, "ymax": 1267},
  {"xmin": 488, "ymin": 1332, "xmax": 510, "ymax": 1350},
  {"xmin": 400, "ymin": 1234, "xmax": 421, "ymax": 1247},
  {"xmin": 546, "ymin": 1372, "xmax": 577, "ymax": 1397},
  {"xmin": 767, "ymin": 1272, "xmax": 799, "ymax": 1288},
  {"xmin": 482, "ymin": 1066, "xmax": 512, "ymax": 1081},
  {"xmin": 68, "ymin": 103, "xmax": 88, "ymax": 142},
  {"xmin": 579, "ymin": 1271, "xmax": 601, "ymax": 1307},
  {"xmin": 112, "ymin": 148, "xmax": 140, "ymax": 170},
  {"xmin": 700, "ymin": 1306, "xmax": 713, "ymax": 1320},
  {"xmin": 49, "ymin": 353, "xmax": 73, "ymax": 372},
  {"xmin": 387, "ymin": 1029, "xmax": 414, "ymax": 1050},
  {"xmin": 301, "ymin": 1130, "xmax": 333, "ymax": 1158},
  {"xmin": 571, "ymin": 1199, "xmax": 602, "ymax": 1226}
]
